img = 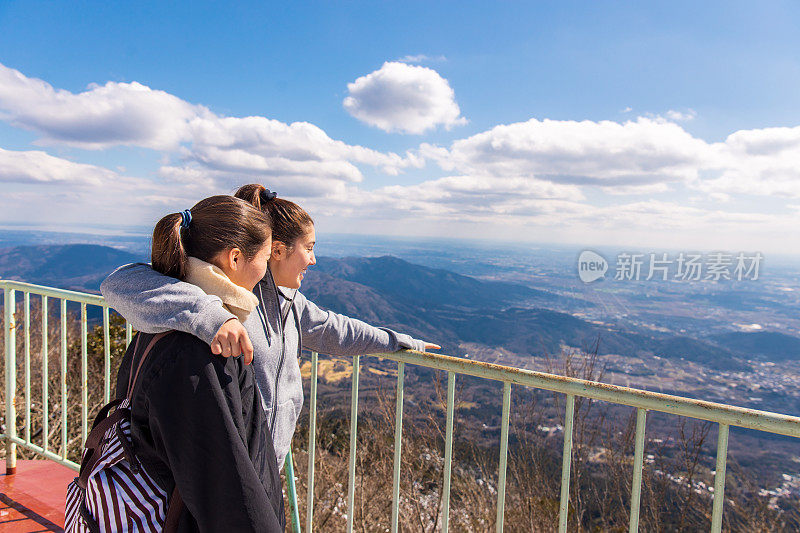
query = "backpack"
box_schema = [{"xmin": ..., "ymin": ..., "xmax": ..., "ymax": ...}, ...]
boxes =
[{"xmin": 66, "ymin": 332, "xmax": 183, "ymax": 532}]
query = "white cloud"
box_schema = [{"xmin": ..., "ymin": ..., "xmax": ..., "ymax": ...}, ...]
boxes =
[
  {"xmin": 344, "ymin": 175, "xmax": 583, "ymax": 218},
  {"xmin": 0, "ymin": 62, "xmax": 423, "ymax": 196},
  {"xmin": 415, "ymin": 115, "xmax": 800, "ymax": 199},
  {"xmin": 0, "ymin": 147, "xmax": 118, "ymax": 185},
  {"xmin": 182, "ymin": 115, "xmax": 422, "ymax": 187},
  {"xmin": 603, "ymin": 183, "xmax": 672, "ymax": 195},
  {"xmin": 692, "ymin": 125, "xmax": 800, "ymax": 198},
  {"xmin": 303, "ymin": 176, "xmax": 583, "ymax": 228},
  {"xmin": 707, "ymin": 192, "xmax": 731, "ymax": 203},
  {"xmin": 343, "ymin": 61, "xmax": 467, "ymax": 134},
  {"xmin": 664, "ymin": 109, "xmax": 697, "ymax": 121},
  {"xmin": 0, "ymin": 147, "xmax": 187, "ymax": 199},
  {"xmin": 581, "ymin": 199, "xmax": 774, "ymax": 230},
  {"xmin": 422, "ymin": 117, "xmax": 711, "ymax": 189},
  {"xmin": 0, "ymin": 147, "xmax": 203, "ymax": 227},
  {"xmin": 396, "ymin": 54, "xmax": 447, "ymax": 64},
  {"xmin": 159, "ymin": 163, "xmax": 351, "ymax": 199},
  {"xmin": 0, "ymin": 63, "xmax": 205, "ymax": 150},
  {"xmin": 311, "ymin": 178, "xmax": 799, "ymax": 252},
  {"xmin": 723, "ymin": 125, "xmax": 800, "ymax": 156}
]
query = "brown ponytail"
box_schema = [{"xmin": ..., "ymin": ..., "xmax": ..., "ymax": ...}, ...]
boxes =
[
  {"xmin": 151, "ymin": 195, "xmax": 271, "ymax": 280},
  {"xmin": 235, "ymin": 184, "xmax": 314, "ymax": 250},
  {"xmin": 151, "ymin": 213, "xmax": 188, "ymax": 279}
]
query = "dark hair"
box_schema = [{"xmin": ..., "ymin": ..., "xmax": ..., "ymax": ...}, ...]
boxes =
[
  {"xmin": 151, "ymin": 195, "xmax": 272, "ymax": 279},
  {"xmin": 234, "ymin": 184, "xmax": 314, "ymax": 249}
]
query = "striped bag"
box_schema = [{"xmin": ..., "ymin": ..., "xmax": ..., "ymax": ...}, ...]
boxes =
[{"xmin": 66, "ymin": 332, "xmax": 182, "ymax": 532}]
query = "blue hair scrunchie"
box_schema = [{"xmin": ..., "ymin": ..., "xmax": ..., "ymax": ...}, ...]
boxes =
[
  {"xmin": 260, "ymin": 188, "xmax": 277, "ymax": 203},
  {"xmin": 180, "ymin": 209, "xmax": 192, "ymax": 229}
]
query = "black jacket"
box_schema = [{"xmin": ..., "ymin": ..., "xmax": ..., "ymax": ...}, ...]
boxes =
[{"xmin": 116, "ymin": 332, "xmax": 285, "ymax": 532}]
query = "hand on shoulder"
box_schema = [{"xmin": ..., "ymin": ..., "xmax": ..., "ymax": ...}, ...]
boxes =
[{"xmin": 211, "ymin": 319, "xmax": 254, "ymax": 364}]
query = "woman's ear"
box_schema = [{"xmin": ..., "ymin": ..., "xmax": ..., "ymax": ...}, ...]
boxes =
[
  {"xmin": 271, "ymin": 240, "xmax": 286, "ymax": 261},
  {"xmin": 226, "ymin": 247, "xmax": 243, "ymax": 271}
]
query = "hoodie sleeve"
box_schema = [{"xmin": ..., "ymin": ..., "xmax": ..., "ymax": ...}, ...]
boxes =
[
  {"xmin": 100, "ymin": 262, "xmax": 237, "ymax": 345},
  {"xmin": 294, "ymin": 290, "xmax": 425, "ymax": 355}
]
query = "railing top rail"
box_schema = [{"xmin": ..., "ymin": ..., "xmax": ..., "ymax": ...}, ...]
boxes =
[
  {"xmin": 3, "ymin": 279, "xmax": 797, "ymax": 438},
  {"xmin": 369, "ymin": 350, "xmax": 800, "ymax": 439},
  {"xmin": 0, "ymin": 279, "xmax": 106, "ymax": 306}
]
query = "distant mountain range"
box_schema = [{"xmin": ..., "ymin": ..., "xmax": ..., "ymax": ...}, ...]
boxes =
[
  {"xmin": 305, "ymin": 256, "xmax": 768, "ymax": 370},
  {"xmin": 0, "ymin": 244, "xmax": 797, "ymax": 369},
  {"xmin": 0, "ymin": 244, "xmax": 142, "ymax": 292}
]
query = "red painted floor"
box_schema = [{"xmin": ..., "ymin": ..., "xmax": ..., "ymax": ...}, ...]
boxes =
[{"xmin": 0, "ymin": 460, "xmax": 74, "ymax": 532}]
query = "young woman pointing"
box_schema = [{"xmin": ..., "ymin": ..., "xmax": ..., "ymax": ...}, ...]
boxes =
[{"xmin": 101, "ymin": 184, "xmax": 439, "ymax": 470}]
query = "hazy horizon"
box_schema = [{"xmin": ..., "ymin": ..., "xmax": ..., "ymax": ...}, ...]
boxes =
[{"xmin": 4, "ymin": 226, "xmax": 800, "ymax": 275}]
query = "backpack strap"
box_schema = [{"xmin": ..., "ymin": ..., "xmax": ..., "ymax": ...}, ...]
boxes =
[
  {"xmin": 90, "ymin": 398, "xmax": 125, "ymax": 430},
  {"xmin": 127, "ymin": 332, "xmax": 170, "ymax": 399},
  {"xmin": 77, "ymin": 332, "xmax": 170, "ymax": 490}
]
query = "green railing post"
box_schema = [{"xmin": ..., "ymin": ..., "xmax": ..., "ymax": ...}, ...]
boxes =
[
  {"xmin": 102, "ymin": 305, "xmax": 111, "ymax": 403},
  {"xmin": 4, "ymin": 286, "xmax": 17, "ymax": 474},
  {"xmin": 60, "ymin": 298, "xmax": 67, "ymax": 460},
  {"xmin": 558, "ymin": 394, "xmax": 575, "ymax": 532},
  {"xmin": 711, "ymin": 423, "xmax": 730, "ymax": 533},
  {"xmin": 80, "ymin": 303, "xmax": 88, "ymax": 446},
  {"xmin": 285, "ymin": 449, "xmax": 302, "ymax": 533},
  {"xmin": 41, "ymin": 294, "xmax": 49, "ymax": 453},
  {"xmin": 391, "ymin": 361, "xmax": 405, "ymax": 533},
  {"xmin": 306, "ymin": 351, "xmax": 318, "ymax": 533},
  {"xmin": 346, "ymin": 354, "xmax": 360, "ymax": 533},
  {"xmin": 441, "ymin": 371, "xmax": 456, "ymax": 532},
  {"xmin": 629, "ymin": 408, "xmax": 647, "ymax": 532},
  {"xmin": 23, "ymin": 292, "xmax": 30, "ymax": 446},
  {"xmin": 496, "ymin": 382, "xmax": 511, "ymax": 533}
]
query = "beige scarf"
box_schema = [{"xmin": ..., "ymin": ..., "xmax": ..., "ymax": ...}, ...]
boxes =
[{"xmin": 184, "ymin": 256, "xmax": 259, "ymax": 322}]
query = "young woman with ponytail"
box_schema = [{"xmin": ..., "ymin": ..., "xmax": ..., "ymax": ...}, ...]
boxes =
[
  {"xmin": 113, "ymin": 196, "xmax": 284, "ymax": 531},
  {"xmin": 102, "ymin": 185, "xmax": 439, "ymax": 472}
]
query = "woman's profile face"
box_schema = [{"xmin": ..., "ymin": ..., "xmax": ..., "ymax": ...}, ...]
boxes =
[
  {"xmin": 218, "ymin": 235, "xmax": 273, "ymax": 291},
  {"xmin": 271, "ymin": 225, "xmax": 316, "ymax": 289},
  {"xmin": 239, "ymin": 239, "xmax": 273, "ymax": 290}
]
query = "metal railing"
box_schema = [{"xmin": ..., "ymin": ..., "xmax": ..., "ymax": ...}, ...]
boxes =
[
  {"xmin": 3, "ymin": 280, "xmax": 800, "ymax": 532},
  {"xmin": 1, "ymin": 280, "xmax": 133, "ymax": 473}
]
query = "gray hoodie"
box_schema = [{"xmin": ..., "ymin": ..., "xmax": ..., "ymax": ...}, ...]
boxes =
[{"xmin": 100, "ymin": 263, "xmax": 425, "ymax": 469}]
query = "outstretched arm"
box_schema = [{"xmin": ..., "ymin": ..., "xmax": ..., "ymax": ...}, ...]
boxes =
[
  {"xmin": 100, "ymin": 262, "xmax": 237, "ymax": 345},
  {"xmin": 295, "ymin": 290, "xmax": 438, "ymax": 356}
]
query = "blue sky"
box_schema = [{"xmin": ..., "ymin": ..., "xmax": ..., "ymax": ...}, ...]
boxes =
[{"xmin": 1, "ymin": 1, "xmax": 799, "ymax": 252}]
